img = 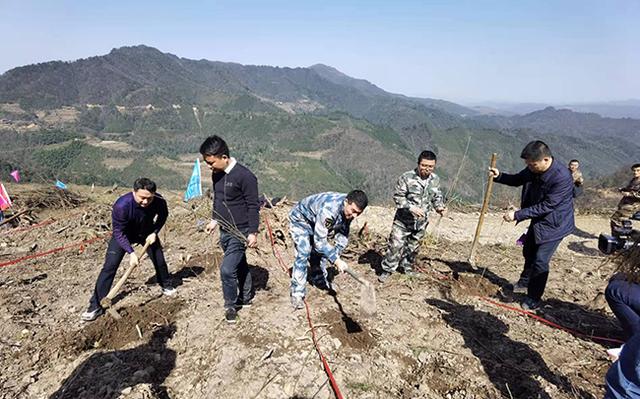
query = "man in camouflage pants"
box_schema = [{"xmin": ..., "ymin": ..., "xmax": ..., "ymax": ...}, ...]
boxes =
[
  {"xmin": 289, "ymin": 190, "xmax": 368, "ymax": 309},
  {"xmin": 611, "ymin": 163, "xmax": 640, "ymax": 235},
  {"xmin": 379, "ymin": 150, "xmax": 446, "ymax": 283}
]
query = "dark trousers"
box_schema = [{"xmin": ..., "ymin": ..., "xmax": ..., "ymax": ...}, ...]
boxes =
[
  {"xmin": 89, "ymin": 237, "xmax": 170, "ymax": 310},
  {"xmin": 219, "ymin": 230, "xmax": 252, "ymax": 309},
  {"xmin": 606, "ymin": 276, "xmax": 640, "ymax": 339},
  {"xmin": 519, "ymin": 229, "xmax": 562, "ymax": 301}
]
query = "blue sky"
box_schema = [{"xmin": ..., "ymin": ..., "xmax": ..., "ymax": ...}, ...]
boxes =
[{"xmin": 1, "ymin": 0, "xmax": 638, "ymax": 103}]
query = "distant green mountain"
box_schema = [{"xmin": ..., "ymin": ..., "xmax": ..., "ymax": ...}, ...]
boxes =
[
  {"xmin": 473, "ymin": 106, "xmax": 640, "ymax": 142},
  {"xmin": 1, "ymin": 45, "xmax": 639, "ymax": 203},
  {"xmin": 469, "ymin": 100, "xmax": 640, "ymax": 119}
]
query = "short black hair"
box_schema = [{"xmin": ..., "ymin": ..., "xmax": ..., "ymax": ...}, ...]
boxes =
[
  {"xmin": 199, "ymin": 135, "xmax": 230, "ymax": 157},
  {"xmin": 346, "ymin": 190, "xmax": 368, "ymax": 210},
  {"xmin": 418, "ymin": 150, "xmax": 437, "ymax": 163},
  {"xmin": 133, "ymin": 177, "xmax": 157, "ymax": 192},
  {"xmin": 569, "ymin": 159, "xmax": 580, "ymax": 164},
  {"xmin": 520, "ymin": 140, "xmax": 552, "ymax": 161},
  {"xmin": 632, "ymin": 163, "xmax": 640, "ymax": 169}
]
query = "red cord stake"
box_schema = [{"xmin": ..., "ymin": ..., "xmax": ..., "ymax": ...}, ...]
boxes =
[
  {"xmin": 479, "ymin": 297, "xmax": 624, "ymax": 345},
  {"xmin": 0, "ymin": 233, "xmax": 110, "ymax": 268},
  {"xmin": 263, "ymin": 214, "xmax": 344, "ymax": 399}
]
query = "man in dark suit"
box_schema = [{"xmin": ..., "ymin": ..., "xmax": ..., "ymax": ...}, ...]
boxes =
[{"xmin": 489, "ymin": 140, "xmax": 575, "ymax": 310}]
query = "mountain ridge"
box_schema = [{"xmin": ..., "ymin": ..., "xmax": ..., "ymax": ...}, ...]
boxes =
[{"xmin": 1, "ymin": 45, "xmax": 638, "ymax": 202}]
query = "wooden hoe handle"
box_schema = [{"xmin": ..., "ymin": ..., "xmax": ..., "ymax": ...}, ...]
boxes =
[{"xmin": 100, "ymin": 240, "xmax": 152, "ymax": 308}]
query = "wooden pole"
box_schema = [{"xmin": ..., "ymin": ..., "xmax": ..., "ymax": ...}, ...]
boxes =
[
  {"xmin": 100, "ymin": 240, "xmax": 152, "ymax": 316},
  {"xmin": 468, "ymin": 153, "xmax": 497, "ymax": 267}
]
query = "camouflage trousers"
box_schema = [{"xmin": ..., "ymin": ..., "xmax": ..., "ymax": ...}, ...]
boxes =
[
  {"xmin": 381, "ymin": 217, "xmax": 428, "ymax": 273},
  {"xmin": 289, "ymin": 220, "xmax": 331, "ymax": 298},
  {"xmin": 610, "ymin": 198, "xmax": 640, "ymax": 229}
]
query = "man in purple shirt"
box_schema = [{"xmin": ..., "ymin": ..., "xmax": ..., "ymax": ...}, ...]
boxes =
[{"xmin": 81, "ymin": 178, "xmax": 176, "ymax": 321}]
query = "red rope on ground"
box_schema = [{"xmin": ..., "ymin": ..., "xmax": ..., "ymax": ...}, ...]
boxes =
[
  {"xmin": 263, "ymin": 215, "xmax": 288, "ymax": 274},
  {"xmin": 0, "ymin": 233, "xmax": 110, "ymax": 268},
  {"xmin": 263, "ymin": 214, "xmax": 345, "ymax": 399},
  {"xmin": 423, "ymin": 268, "xmax": 624, "ymax": 345},
  {"xmin": 479, "ymin": 297, "xmax": 624, "ymax": 345},
  {"xmin": 0, "ymin": 219, "xmax": 56, "ymax": 236}
]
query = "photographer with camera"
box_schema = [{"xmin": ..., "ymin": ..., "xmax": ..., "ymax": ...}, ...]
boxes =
[{"xmin": 611, "ymin": 163, "xmax": 640, "ymax": 236}]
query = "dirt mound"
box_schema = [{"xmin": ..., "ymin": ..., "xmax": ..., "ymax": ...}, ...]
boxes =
[
  {"xmin": 183, "ymin": 252, "xmax": 221, "ymax": 275},
  {"xmin": 322, "ymin": 309, "xmax": 376, "ymax": 350},
  {"xmin": 51, "ymin": 324, "xmax": 178, "ymax": 399},
  {"xmin": 450, "ymin": 272, "xmax": 501, "ymax": 297},
  {"xmin": 72, "ymin": 299, "xmax": 182, "ymax": 352}
]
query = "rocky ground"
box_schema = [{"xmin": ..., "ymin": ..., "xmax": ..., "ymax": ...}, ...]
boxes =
[{"xmin": 0, "ymin": 184, "xmax": 625, "ymax": 398}]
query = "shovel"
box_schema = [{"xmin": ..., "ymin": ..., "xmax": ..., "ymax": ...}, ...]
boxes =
[
  {"xmin": 100, "ymin": 241, "xmax": 152, "ymax": 319},
  {"xmin": 343, "ymin": 266, "xmax": 377, "ymax": 316}
]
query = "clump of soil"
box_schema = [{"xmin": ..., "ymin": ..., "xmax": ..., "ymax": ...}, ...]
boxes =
[
  {"xmin": 51, "ymin": 324, "xmax": 178, "ymax": 399},
  {"xmin": 183, "ymin": 252, "xmax": 221, "ymax": 275},
  {"xmin": 73, "ymin": 299, "xmax": 183, "ymax": 352},
  {"xmin": 322, "ymin": 309, "xmax": 376, "ymax": 350},
  {"xmin": 451, "ymin": 272, "xmax": 500, "ymax": 298}
]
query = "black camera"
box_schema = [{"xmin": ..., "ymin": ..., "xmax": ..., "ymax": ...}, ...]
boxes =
[{"xmin": 598, "ymin": 213, "xmax": 640, "ymax": 255}]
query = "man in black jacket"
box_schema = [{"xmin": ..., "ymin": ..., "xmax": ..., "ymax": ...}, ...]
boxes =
[
  {"xmin": 200, "ymin": 136, "xmax": 259, "ymax": 324},
  {"xmin": 489, "ymin": 140, "xmax": 575, "ymax": 310}
]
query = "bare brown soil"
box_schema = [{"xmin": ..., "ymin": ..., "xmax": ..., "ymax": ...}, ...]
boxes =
[{"xmin": 0, "ymin": 185, "xmax": 624, "ymax": 398}]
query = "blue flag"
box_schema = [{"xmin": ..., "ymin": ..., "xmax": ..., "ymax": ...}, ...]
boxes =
[
  {"xmin": 55, "ymin": 180, "xmax": 68, "ymax": 190},
  {"xmin": 183, "ymin": 159, "xmax": 202, "ymax": 202}
]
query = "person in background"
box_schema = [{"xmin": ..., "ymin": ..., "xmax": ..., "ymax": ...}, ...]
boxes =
[
  {"xmin": 610, "ymin": 163, "xmax": 640, "ymax": 237},
  {"xmin": 568, "ymin": 159, "xmax": 584, "ymax": 198}
]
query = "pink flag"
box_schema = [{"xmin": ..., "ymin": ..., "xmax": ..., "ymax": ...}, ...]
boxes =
[
  {"xmin": 10, "ymin": 170, "xmax": 20, "ymax": 182},
  {"xmin": 0, "ymin": 184, "xmax": 12, "ymax": 211}
]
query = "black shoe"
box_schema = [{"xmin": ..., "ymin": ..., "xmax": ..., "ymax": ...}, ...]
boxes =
[
  {"xmin": 225, "ymin": 307, "xmax": 238, "ymax": 324},
  {"xmin": 521, "ymin": 297, "xmax": 541, "ymax": 311},
  {"xmin": 512, "ymin": 281, "xmax": 528, "ymax": 294}
]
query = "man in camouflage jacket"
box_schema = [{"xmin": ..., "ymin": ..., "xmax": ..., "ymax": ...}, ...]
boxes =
[
  {"xmin": 379, "ymin": 151, "xmax": 446, "ymax": 282},
  {"xmin": 611, "ymin": 163, "xmax": 640, "ymax": 234},
  {"xmin": 289, "ymin": 190, "xmax": 368, "ymax": 309}
]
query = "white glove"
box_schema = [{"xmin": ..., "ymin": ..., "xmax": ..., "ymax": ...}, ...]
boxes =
[
  {"xmin": 145, "ymin": 233, "xmax": 157, "ymax": 245},
  {"xmin": 129, "ymin": 253, "xmax": 139, "ymax": 268}
]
